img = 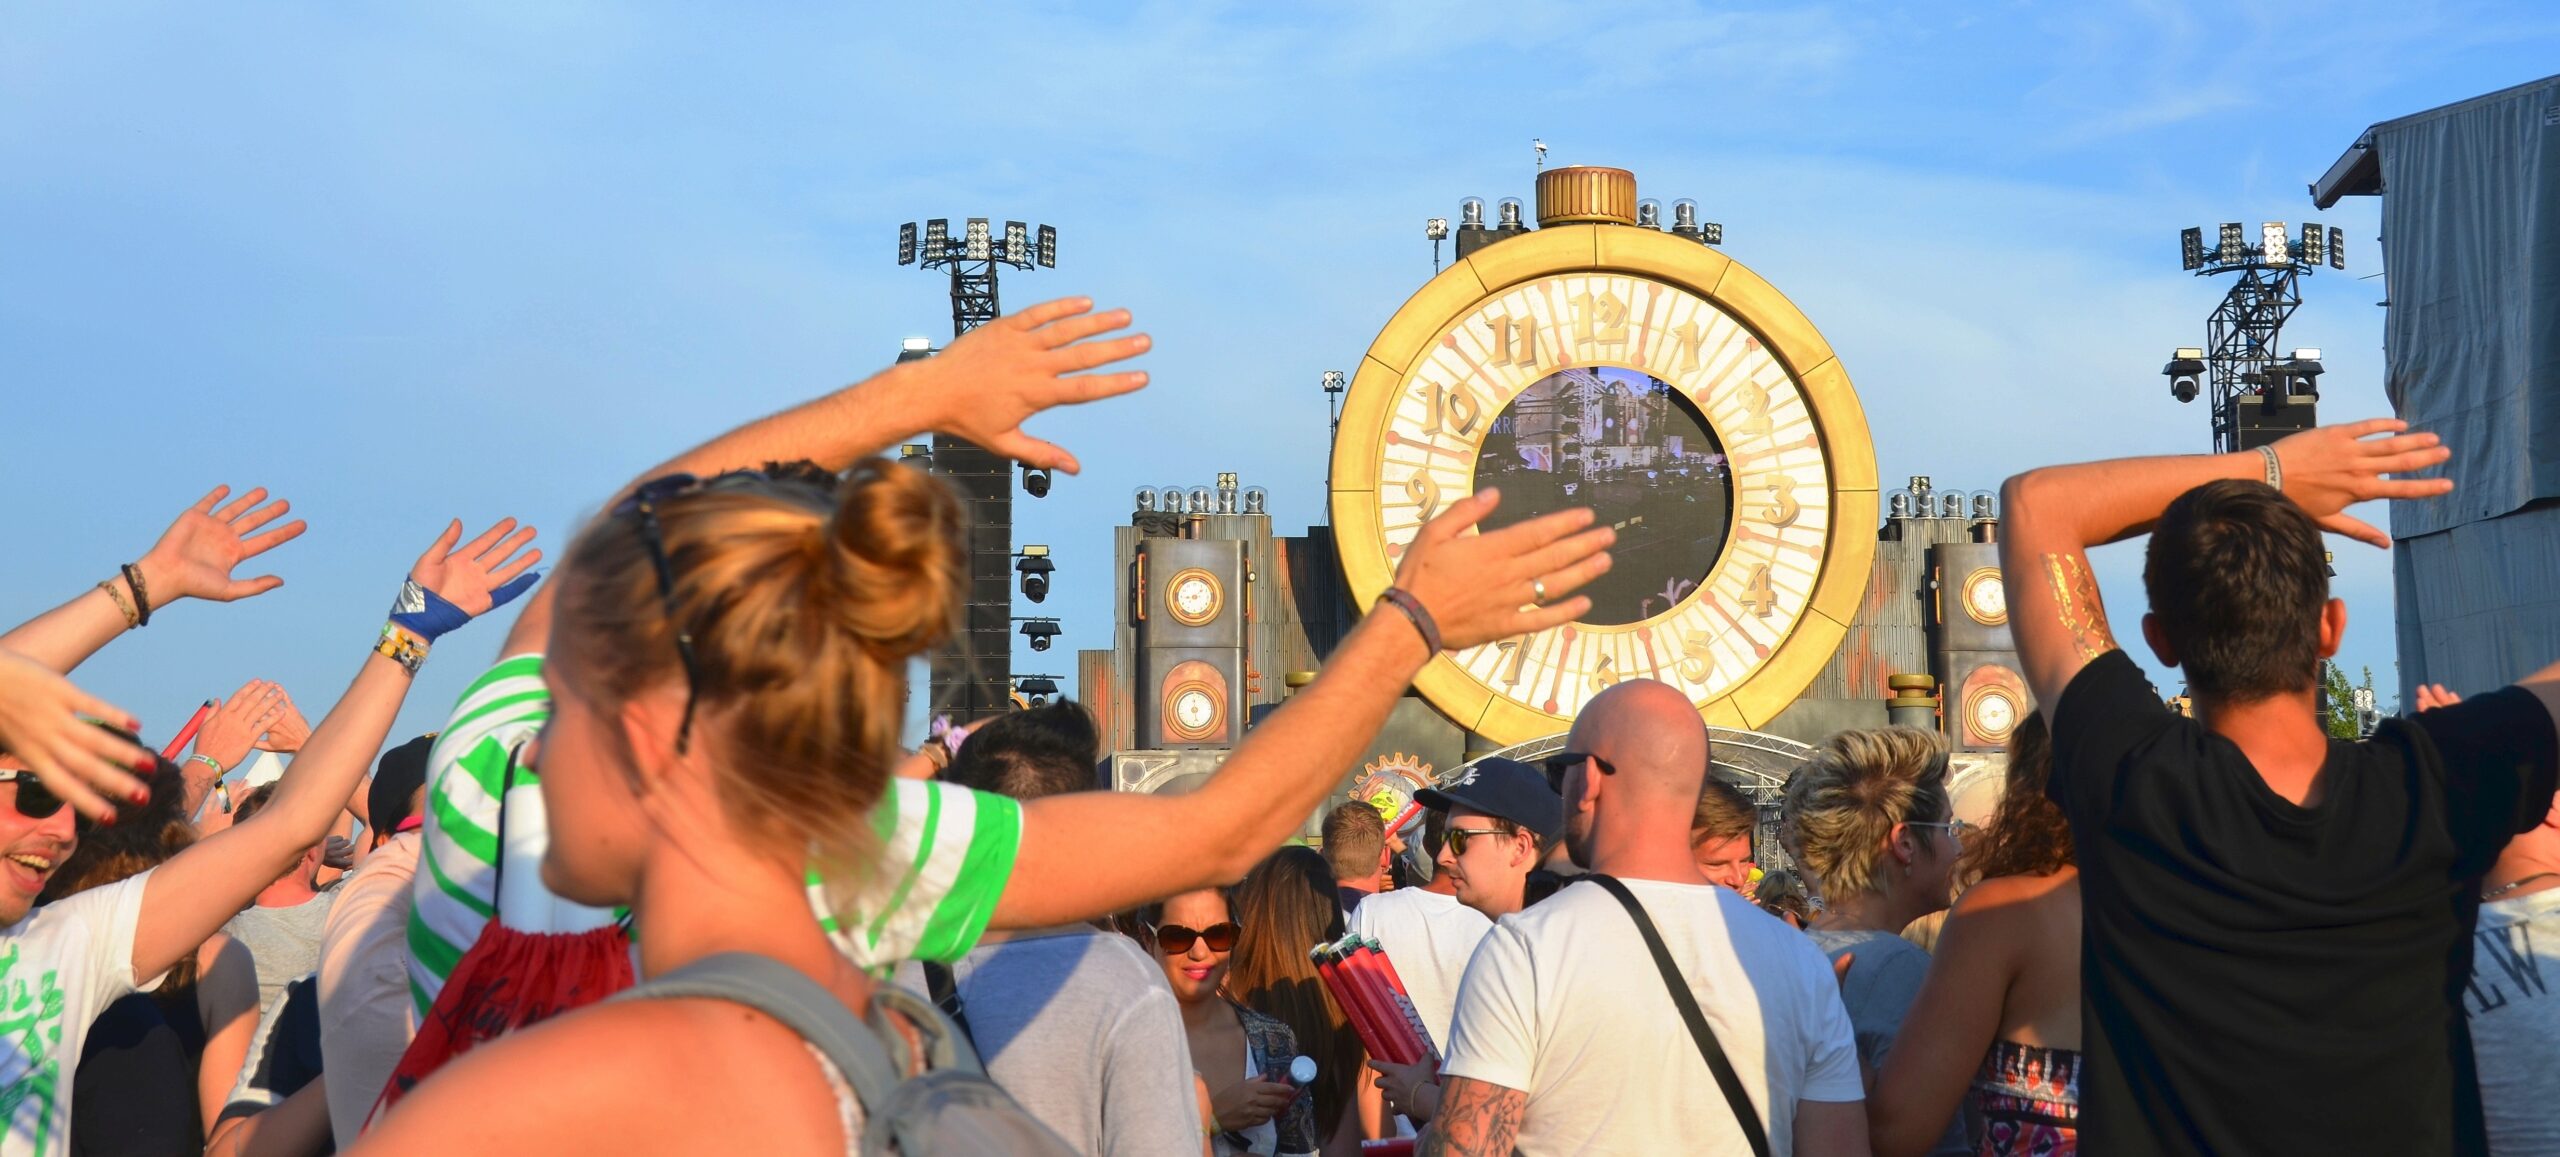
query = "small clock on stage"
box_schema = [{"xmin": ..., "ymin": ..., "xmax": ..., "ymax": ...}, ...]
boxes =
[
  {"xmin": 1329, "ymin": 166, "xmax": 1877, "ymax": 743},
  {"xmin": 1960, "ymin": 566, "xmax": 2008, "ymax": 627},
  {"xmin": 1165, "ymin": 568, "xmax": 1224, "ymax": 628}
]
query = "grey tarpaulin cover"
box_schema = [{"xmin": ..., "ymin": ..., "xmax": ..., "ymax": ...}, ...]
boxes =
[{"xmin": 2372, "ymin": 75, "xmax": 2560, "ymax": 696}]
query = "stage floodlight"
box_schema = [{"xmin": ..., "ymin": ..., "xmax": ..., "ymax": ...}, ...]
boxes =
[
  {"xmin": 1134, "ymin": 487, "xmax": 1156, "ymax": 513},
  {"xmin": 2164, "ymin": 347, "xmax": 2206, "ymax": 404},
  {"xmin": 1217, "ymin": 471, "xmax": 1238, "ymax": 514},
  {"xmin": 1004, "ymin": 220, "xmax": 1029, "ymax": 265},
  {"xmin": 1161, "ymin": 483, "xmax": 1184, "ymax": 507},
  {"xmin": 2219, "ymin": 222, "xmax": 2245, "ymax": 263},
  {"xmin": 1321, "ymin": 369, "xmax": 1347, "ymax": 394},
  {"xmin": 1424, "ymin": 217, "xmax": 1449, "ymax": 241},
  {"xmin": 1637, "ymin": 199, "xmax": 1662, "ymax": 229},
  {"xmin": 2328, "ymin": 226, "xmax": 2344, "ymax": 270},
  {"xmin": 1244, "ymin": 486, "xmax": 1267, "ymax": 515},
  {"xmin": 923, "ymin": 219, "xmax": 950, "ymax": 261},
  {"xmin": 964, "ymin": 218, "xmax": 991, "ymax": 260},
  {"xmin": 1672, "ymin": 199, "xmax": 1698, "ymax": 229},
  {"xmin": 1014, "ymin": 675, "xmax": 1060, "ymax": 703},
  {"xmin": 898, "ymin": 442, "xmax": 931, "ymax": 463},
  {"xmin": 1036, "ymin": 224, "xmax": 1058, "ymax": 268},
  {"xmin": 901, "ymin": 336, "xmax": 932, "ymax": 353},
  {"xmin": 1015, "ymin": 546, "xmax": 1054, "ymax": 603},
  {"xmin": 2298, "ymin": 222, "xmax": 2324, "ymax": 266},
  {"xmin": 2289, "ymin": 347, "xmax": 2321, "ymax": 362},
  {"xmin": 898, "ymin": 222, "xmax": 918, "ymax": 266},
  {"xmin": 2262, "ymin": 222, "xmax": 2290, "ymax": 265},
  {"xmin": 2180, "ymin": 227, "xmax": 2204, "ymax": 271},
  {"xmin": 1701, "ymin": 221, "xmax": 1723, "ymax": 246},
  {"xmin": 1460, "ymin": 197, "xmax": 1486, "ymax": 227},
  {"xmin": 1022, "ymin": 464, "xmax": 1052, "ymax": 498},
  {"xmin": 1496, "ymin": 197, "xmax": 1525, "ymax": 231},
  {"xmin": 1019, "ymin": 620, "xmax": 1061, "ymax": 652},
  {"xmin": 1186, "ymin": 487, "xmax": 1212, "ymax": 514}
]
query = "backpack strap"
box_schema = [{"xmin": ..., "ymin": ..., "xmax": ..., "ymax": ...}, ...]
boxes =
[
  {"xmin": 1582, "ymin": 874, "xmax": 1771, "ymax": 1157},
  {"xmin": 921, "ymin": 960, "xmax": 976, "ymax": 1045},
  {"xmin": 614, "ymin": 952, "xmax": 907, "ymax": 1112}
]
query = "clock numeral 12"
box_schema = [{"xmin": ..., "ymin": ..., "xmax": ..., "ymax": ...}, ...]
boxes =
[{"xmin": 1569, "ymin": 290, "xmax": 1629, "ymax": 350}]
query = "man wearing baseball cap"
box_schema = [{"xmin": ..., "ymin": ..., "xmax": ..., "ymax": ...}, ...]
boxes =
[{"xmin": 1417, "ymin": 758, "xmax": 1562, "ymax": 924}]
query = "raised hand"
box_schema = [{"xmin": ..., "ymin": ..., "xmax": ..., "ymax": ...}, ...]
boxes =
[
  {"xmin": 1391, "ymin": 488, "xmax": 1616, "ymax": 652},
  {"xmin": 0, "ymin": 649, "xmax": 150, "ymax": 821},
  {"xmin": 895, "ymin": 296, "xmax": 1150, "ymax": 474},
  {"xmin": 196, "ymin": 680, "xmax": 288, "ymax": 774},
  {"xmin": 256, "ymin": 690, "xmax": 311, "ymax": 753},
  {"xmin": 407, "ymin": 518, "xmax": 543, "ymax": 619},
  {"xmin": 2270, "ymin": 420, "xmax": 2455, "ymax": 548},
  {"xmin": 137, "ymin": 486, "xmax": 309, "ymax": 605},
  {"xmin": 2413, "ymin": 683, "xmax": 2463, "ymax": 712}
]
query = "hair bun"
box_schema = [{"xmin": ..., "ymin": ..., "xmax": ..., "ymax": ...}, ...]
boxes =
[{"xmin": 819, "ymin": 458, "xmax": 968, "ymax": 659}]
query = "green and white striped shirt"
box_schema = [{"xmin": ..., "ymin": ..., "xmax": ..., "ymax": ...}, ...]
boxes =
[{"xmin": 406, "ymin": 655, "xmax": 1022, "ymax": 1016}]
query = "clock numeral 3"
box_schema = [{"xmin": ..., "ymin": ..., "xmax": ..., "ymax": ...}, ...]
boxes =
[{"xmin": 1761, "ymin": 475, "xmax": 1802, "ymax": 528}]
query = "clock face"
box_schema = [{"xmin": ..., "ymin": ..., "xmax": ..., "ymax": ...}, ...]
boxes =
[
  {"xmin": 1961, "ymin": 566, "xmax": 2008, "ymax": 626},
  {"xmin": 1166, "ymin": 568, "xmax": 1222, "ymax": 627},
  {"xmin": 1970, "ymin": 686, "xmax": 2019, "ymax": 744},
  {"xmin": 1172, "ymin": 686, "xmax": 1218, "ymax": 734},
  {"xmin": 1331, "ymin": 226, "xmax": 1875, "ymax": 741}
]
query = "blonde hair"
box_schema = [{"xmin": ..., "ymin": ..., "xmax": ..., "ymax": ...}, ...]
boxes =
[
  {"xmin": 1691, "ymin": 776, "xmax": 1756, "ymax": 847},
  {"xmin": 1782, "ymin": 727, "xmax": 1951, "ymax": 900},
  {"xmin": 551, "ymin": 460, "xmax": 965, "ymax": 902}
]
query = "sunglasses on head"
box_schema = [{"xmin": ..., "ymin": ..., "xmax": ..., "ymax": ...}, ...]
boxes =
[
  {"xmin": 609, "ymin": 470, "xmax": 794, "ymax": 755},
  {"xmin": 0, "ymin": 771, "xmax": 69, "ymax": 821},
  {"xmin": 1537, "ymin": 751, "xmax": 1617, "ymax": 793},
  {"xmin": 1153, "ymin": 921, "xmax": 1240, "ymax": 955}
]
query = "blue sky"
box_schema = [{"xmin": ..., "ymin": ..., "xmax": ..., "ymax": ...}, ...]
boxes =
[{"xmin": 5, "ymin": 2, "xmax": 2556, "ymax": 752}]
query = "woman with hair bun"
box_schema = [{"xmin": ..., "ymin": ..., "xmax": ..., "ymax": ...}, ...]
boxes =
[
  {"xmin": 358, "ymin": 297, "xmax": 1616, "ymax": 1155},
  {"xmin": 1866, "ymin": 713, "xmax": 2084, "ymax": 1157}
]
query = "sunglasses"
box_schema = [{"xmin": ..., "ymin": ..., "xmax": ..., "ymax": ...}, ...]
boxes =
[
  {"xmin": 1906, "ymin": 819, "xmax": 1977, "ymax": 847},
  {"xmin": 1444, "ymin": 826, "xmax": 1521, "ymax": 857},
  {"xmin": 1153, "ymin": 921, "xmax": 1240, "ymax": 955},
  {"xmin": 609, "ymin": 471, "xmax": 793, "ymax": 755},
  {"xmin": 1537, "ymin": 751, "xmax": 1617, "ymax": 793},
  {"xmin": 0, "ymin": 772, "xmax": 68, "ymax": 821}
]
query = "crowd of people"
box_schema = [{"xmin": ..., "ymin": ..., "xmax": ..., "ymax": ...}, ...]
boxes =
[{"xmin": 0, "ymin": 295, "xmax": 2551, "ymax": 1156}]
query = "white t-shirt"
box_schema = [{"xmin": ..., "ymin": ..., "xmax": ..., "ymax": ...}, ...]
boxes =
[
  {"xmin": 1441, "ymin": 877, "xmax": 1861, "ymax": 1156},
  {"xmin": 1344, "ymin": 886, "xmax": 1491, "ymax": 1052},
  {"xmin": 2466, "ymin": 885, "xmax": 2560, "ymax": 1157},
  {"xmin": 0, "ymin": 872, "xmax": 155, "ymax": 1157}
]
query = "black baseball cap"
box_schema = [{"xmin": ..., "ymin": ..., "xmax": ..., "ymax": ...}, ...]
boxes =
[
  {"xmin": 369, "ymin": 734, "xmax": 436, "ymax": 836},
  {"xmin": 1416, "ymin": 758, "xmax": 1564, "ymax": 844}
]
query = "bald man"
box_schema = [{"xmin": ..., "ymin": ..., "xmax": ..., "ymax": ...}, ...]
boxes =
[{"xmin": 1424, "ymin": 680, "xmax": 1865, "ymax": 1157}]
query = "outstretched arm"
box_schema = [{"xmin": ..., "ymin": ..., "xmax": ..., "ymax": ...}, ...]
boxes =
[
  {"xmin": 1998, "ymin": 420, "xmax": 2451, "ymax": 707},
  {"xmin": 133, "ymin": 520, "xmax": 540, "ymax": 984},
  {"xmin": 489, "ymin": 296, "xmax": 1151, "ymax": 661},
  {"xmin": 1419, "ymin": 1077, "xmax": 1526, "ymax": 1157},
  {"xmin": 0, "ymin": 486, "xmax": 306, "ymax": 674},
  {"xmin": 1867, "ymin": 884, "xmax": 2019, "ymax": 1157}
]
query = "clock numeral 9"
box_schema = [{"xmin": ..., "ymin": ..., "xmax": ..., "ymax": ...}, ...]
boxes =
[
  {"xmin": 1420, "ymin": 381, "xmax": 1483, "ymax": 439},
  {"xmin": 1738, "ymin": 564, "xmax": 1779, "ymax": 619},
  {"xmin": 1482, "ymin": 316, "xmax": 1541, "ymax": 369},
  {"xmin": 1761, "ymin": 475, "xmax": 1802, "ymax": 528},
  {"xmin": 1400, "ymin": 471, "xmax": 1442, "ymax": 521},
  {"xmin": 1569, "ymin": 290, "xmax": 1629, "ymax": 350}
]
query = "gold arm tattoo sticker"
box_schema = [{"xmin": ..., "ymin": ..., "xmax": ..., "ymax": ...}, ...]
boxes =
[{"xmin": 2043, "ymin": 553, "xmax": 2119, "ymax": 661}]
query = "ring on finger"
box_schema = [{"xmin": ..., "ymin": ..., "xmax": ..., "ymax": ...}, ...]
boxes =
[{"xmin": 1531, "ymin": 577, "xmax": 1549, "ymax": 606}]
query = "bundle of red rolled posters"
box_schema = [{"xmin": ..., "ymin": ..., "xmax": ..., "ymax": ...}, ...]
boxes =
[{"xmin": 1309, "ymin": 934, "xmax": 1439, "ymax": 1068}]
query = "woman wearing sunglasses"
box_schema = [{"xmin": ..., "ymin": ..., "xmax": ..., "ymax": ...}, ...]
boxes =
[
  {"xmin": 355, "ymin": 296, "xmax": 1614, "ymax": 1155},
  {"xmin": 1148, "ymin": 887, "xmax": 1317, "ymax": 1157},
  {"xmin": 1781, "ymin": 726, "xmax": 1971, "ymax": 1157}
]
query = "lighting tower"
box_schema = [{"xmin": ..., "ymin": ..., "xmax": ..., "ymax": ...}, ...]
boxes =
[
  {"xmin": 897, "ymin": 216, "xmax": 1059, "ymax": 723},
  {"xmin": 2162, "ymin": 221, "xmax": 2344, "ymax": 451}
]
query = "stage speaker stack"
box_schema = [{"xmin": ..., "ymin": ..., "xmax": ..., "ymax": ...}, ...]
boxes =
[
  {"xmin": 1133, "ymin": 537, "xmax": 1249, "ymax": 749},
  {"xmin": 1929, "ymin": 541, "xmax": 2030, "ymax": 752}
]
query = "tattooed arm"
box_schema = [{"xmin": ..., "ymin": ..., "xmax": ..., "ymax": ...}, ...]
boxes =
[
  {"xmin": 1419, "ymin": 1078, "xmax": 1526, "ymax": 1157},
  {"xmin": 1997, "ymin": 420, "xmax": 2452, "ymax": 707}
]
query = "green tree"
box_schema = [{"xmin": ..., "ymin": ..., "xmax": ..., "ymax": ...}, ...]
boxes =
[{"xmin": 2320, "ymin": 663, "xmax": 2378, "ymax": 738}]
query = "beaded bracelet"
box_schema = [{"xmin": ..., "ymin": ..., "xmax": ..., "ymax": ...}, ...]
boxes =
[
  {"xmin": 96, "ymin": 579, "xmax": 139, "ymax": 629},
  {"xmin": 1375, "ymin": 587, "xmax": 1444, "ymax": 655},
  {"xmin": 119, "ymin": 563, "xmax": 152, "ymax": 627}
]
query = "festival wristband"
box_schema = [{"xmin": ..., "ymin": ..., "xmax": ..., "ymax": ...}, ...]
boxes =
[
  {"xmin": 386, "ymin": 571, "xmax": 542, "ymax": 643},
  {"xmin": 2258, "ymin": 444, "xmax": 2283, "ymax": 491},
  {"xmin": 186, "ymin": 753, "xmax": 225, "ymax": 777},
  {"xmin": 375, "ymin": 622, "xmax": 431, "ymax": 674},
  {"xmin": 1375, "ymin": 587, "xmax": 1443, "ymax": 655}
]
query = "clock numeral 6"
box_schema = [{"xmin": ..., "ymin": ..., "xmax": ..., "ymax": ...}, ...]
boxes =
[{"xmin": 1586, "ymin": 652, "xmax": 1620, "ymax": 693}]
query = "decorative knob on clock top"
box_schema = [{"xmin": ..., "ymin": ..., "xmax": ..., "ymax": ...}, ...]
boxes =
[{"xmin": 1329, "ymin": 173, "xmax": 1878, "ymax": 744}]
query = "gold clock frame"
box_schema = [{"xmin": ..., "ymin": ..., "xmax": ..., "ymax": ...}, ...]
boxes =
[
  {"xmin": 1163, "ymin": 567, "xmax": 1225, "ymax": 628},
  {"xmin": 1328, "ymin": 224, "xmax": 1878, "ymax": 742},
  {"xmin": 1960, "ymin": 566, "xmax": 2009, "ymax": 627}
]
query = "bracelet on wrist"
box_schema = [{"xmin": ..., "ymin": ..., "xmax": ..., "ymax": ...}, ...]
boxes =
[
  {"xmin": 1375, "ymin": 587, "xmax": 1444, "ymax": 655},
  {"xmin": 2257, "ymin": 444, "xmax": 2283, "ymax": 491},
  {"xmin": 186, "ymin": 753, "xmax": 225, "ymax": 777},
  {"xmin": 97, "ymin": 580, "xmax": 140, "ymax": 629},
  {"xmin": 119, "ymin": 563, "xmax": 152, "ymax": 627},
  {"xmin": 375, "ymin": 622, "xmax": 431, "ymax": 674}
]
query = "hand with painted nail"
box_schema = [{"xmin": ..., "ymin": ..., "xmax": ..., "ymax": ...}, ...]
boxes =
[{"xmin": 0, "ymin": 648, "xmax": 151, "ymax": 821}]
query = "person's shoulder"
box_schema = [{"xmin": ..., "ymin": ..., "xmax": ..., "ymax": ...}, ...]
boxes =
[
  {"xmin": 2055, "ymin": 650, "xmax": 2177, "ymax": 736},
  {"xmin": 25, "ymin": 872, "xmax": 147, "ymax": 939}
]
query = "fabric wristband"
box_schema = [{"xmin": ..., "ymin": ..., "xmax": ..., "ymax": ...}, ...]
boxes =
[
  {"xmin": 2258, "ymin": 445, "xmax": 2283, "ymax": 491},
  {"xmin": 186, "ymin": 753, "xmax": 224, "ymax": 777},
  {"xmin": 1375, "ymin": 587, "xmax": 1444, "ymax": 655},
  {"xmin": 387, "ymin": 571, "xmax": 542, "ymax": 643},
  {"xmin": 120, "ymin": 563, "xmax": 152, "ymax": 627},
  {"xmin": 375, "ymin": 622, "xmax": 431, "ymax": 674}
]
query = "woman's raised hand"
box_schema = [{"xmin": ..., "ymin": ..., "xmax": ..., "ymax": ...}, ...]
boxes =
[
  {"xmin": 408, "ymin": 518, "xmax": 543, "ymax": 619},
  {"xmin": 1391, "ymin": 488, "xmax": 1614, "ymax": 652},
  {"xmin": 136, "ymin": 486, "xmax": 308, "ymax": 604},
  {"xmin": 0, "ymin": 649, "xmax": 150, "ymax": 821},
  {"xmin": 895, "ymin": 296, "xmax": 1150, "ymax": 475}
]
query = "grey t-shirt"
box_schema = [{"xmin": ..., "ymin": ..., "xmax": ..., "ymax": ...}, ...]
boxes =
[
  {"xmin": 2465, "ymin": 886, "xmax": 2560, "ymax": 1157},
  {"xmin": 223, "ymin": 891, "xmax": 337, "ymax": 1022},
  {"xmin": 1809, "ymin": 926, "xmax": 1968, "ymax": 1156},
  {"xmin": 894, "ymin": 926, "xmax": 1201, "ymax": 1157}
]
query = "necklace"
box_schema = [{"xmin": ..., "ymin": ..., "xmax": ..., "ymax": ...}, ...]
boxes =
[{"xmin": 2482, "ymin": 872, "xmax": 2560, "ymax": 901}]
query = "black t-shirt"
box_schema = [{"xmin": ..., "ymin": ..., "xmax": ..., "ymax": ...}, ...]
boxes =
[
  {"xmin": 2050, "ymin": 652, "xmax": 2557, "ymax": 1156},
  {"xmin": 72, "ymin": 993, "xmax": 202, "ymax": 1156}
]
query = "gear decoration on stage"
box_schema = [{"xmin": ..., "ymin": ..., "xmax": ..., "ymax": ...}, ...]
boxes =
[{"xmin": 1329, "ymin": 166, "xmax": 1877, "ymax": 744}]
